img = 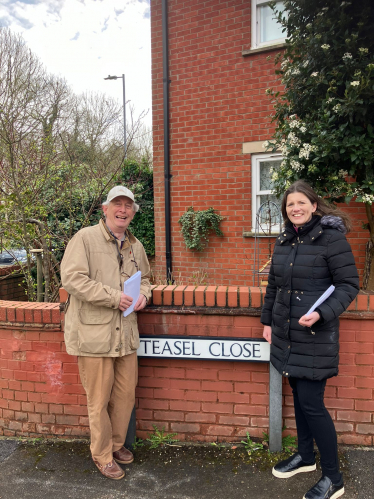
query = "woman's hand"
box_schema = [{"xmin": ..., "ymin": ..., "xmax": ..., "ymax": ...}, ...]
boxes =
[
  {"xmin": 263, "ymin": 325, "xmax": 272, "ymax": 344},
  {"xmin": 298, "ymin": 311, "xmax": 320, "ymax": 327}
]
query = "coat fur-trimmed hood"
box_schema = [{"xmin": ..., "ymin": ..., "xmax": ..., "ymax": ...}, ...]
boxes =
[
  {"xmin": 282, "ymin": 214, "xmax": 347, "ymax": 235},
  {"xmin": 320, "ymin": 215, "xmax": 347, "ymax": 234}
]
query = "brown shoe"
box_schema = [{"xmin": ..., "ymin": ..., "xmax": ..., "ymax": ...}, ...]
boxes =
[
  {"xmin": 113, "ymin": 446, "xmax": 134, "ymax": 465},
  {"xmin": 93, "ymin": 459, "xmax": 125, "ymax": 480}
]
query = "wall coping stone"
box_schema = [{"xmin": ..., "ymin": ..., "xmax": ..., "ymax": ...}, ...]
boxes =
[
  {"xmin": 146, "ymin": 286, "xmax": 374, "ymax": 312},
  {"xmin": 0, "ymin": 300, "xmax": 61, "ymax": 326},
  {"xmin": 0, "ymin": 287, "xmax": 373, "ymax": 325}
]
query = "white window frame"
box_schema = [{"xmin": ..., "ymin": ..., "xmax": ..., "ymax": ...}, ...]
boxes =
[
  {"xmin": 251, "ymin": 0, "xmax": 286, "ymax": 50},
  {"xmin": 252, "ymin": 152, "xmax": 283, "ymax": 233}
]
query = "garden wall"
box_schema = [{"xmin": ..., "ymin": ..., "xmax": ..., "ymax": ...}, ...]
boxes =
[
  {"xmin": 0, "ymin": 286, "xmax": 373, "ymax": 445},
  {"xmin": 0, "ymin": 266, "xmax": 28, "ymax": 302}
]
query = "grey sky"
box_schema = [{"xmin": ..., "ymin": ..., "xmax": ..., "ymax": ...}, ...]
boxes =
[{"xmin": 0, "ymin": 0, "xmax": 152, "ymax": 126}]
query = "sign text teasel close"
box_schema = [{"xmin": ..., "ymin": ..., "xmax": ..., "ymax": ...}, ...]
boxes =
[{"xmin": 138, "ymin": 335, "xmax": 270, "ymax": 362}]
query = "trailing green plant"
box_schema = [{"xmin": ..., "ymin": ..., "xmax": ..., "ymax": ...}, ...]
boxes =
[
  {"xmin": 265, "ymin": 0, "xmax": 374, "ymax": 288},
  {"xmin": 178, "ymin": 207, "xmax": 224, "ymax": 252},
  {"xmin": 146, "ymin": 425, "xmax": 178, "ymax": 449},
  {"xmin": 241, "ymin": 432, "xmax": 264, "ymax": 455}
]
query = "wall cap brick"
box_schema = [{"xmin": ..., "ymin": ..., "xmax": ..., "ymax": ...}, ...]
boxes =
[{"xmin": 2, "ymin": 289, "xmax": 374, "ymax": 323}]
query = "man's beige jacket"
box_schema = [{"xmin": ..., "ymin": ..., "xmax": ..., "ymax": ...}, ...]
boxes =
[{"xmin": 61, "ymin": 219, "xmax": 151, "ymax": 357}]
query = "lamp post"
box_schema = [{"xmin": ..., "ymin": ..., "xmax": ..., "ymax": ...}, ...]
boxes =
[{"xmin": 104, "ymin": 74, "xmax": 127, "ymax": 158}]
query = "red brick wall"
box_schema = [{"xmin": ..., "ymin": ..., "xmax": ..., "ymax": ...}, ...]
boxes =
[
  {"xmin": 150, "ymin": 0, "xmax": 370, "ymax": 286},
  {"xmin": 0, "ymin": 266, "xmax": 28, "ymax": 301},
  {"xmin": 0, "ymin": 301, "xmax": 89, "ymax": 437},
  {"xmin": 1, "ymin": 289, "xmax": 373, "ymax": 445}
]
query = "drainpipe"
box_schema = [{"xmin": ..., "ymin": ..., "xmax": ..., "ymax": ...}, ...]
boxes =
[{"xmin": 162, "ymin": 0, "xmax": 172, "ymax": 282}]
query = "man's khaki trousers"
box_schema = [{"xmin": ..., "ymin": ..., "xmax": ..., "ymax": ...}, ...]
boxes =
[{"xmin": 78, "ymin": 353, "xmax": 137, "ymax": 465}]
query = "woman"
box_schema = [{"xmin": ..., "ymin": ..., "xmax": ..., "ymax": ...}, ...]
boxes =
[{"xmin": 261, "ymin": 180, "xmax": 359, "ymax": 499}]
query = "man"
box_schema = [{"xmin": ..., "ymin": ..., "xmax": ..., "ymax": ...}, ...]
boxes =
[{"xmin": 61, "ymin": 185, "xmax": 151, "ymax": 480}]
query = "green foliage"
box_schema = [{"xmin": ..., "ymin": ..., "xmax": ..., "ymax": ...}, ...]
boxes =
[
  {"xmin": 281, "ymin": 433, "xmax": 298, "ymax": 454},
  {"xmin": 131, "ymin": 436, "xmax": 145, "ymax": 450},
  {"xmin": 265, "ymin": 0, "xmax": 374, "ymax": 207},
  {"xmin": 178, "ymin": 207, "xmax": 224, "ymax": 252},
  {"xmin": 42, "ymin": 162, "xmax": 104, "ymax": 258},
  {"xmin": 0, "ymin": 158, "xmax": 154, "ymax": 301},
  {"xmin": 146, "ymin": 425, "xmax": 178, "ymax": 449},
  {"xmin": 262, "ymin": 426, "xmax": 297, "ymax": 454},
  {"xmin": 241, "ymin": 432, "xmax": 264, "ymax": 455},
  {"xmin": 119, "ymin": 159, "xmax": 155, "ymax": 256}
]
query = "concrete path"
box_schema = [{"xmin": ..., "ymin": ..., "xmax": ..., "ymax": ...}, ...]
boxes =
[{"xmin": 0, "ymin": 439, "xmax": 372, "ymax": 499}]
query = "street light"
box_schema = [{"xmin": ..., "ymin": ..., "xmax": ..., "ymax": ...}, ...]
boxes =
[{"xmin": 104, "ymin": 74, "xmax": 127, "ymax": 158}]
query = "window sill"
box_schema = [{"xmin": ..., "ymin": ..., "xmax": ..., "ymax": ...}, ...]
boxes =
[
  {"xmin": 243, "ymin": 231, "xmax": 278, "ymax": 238},
  {"xmin": 242, "ymin": 42, "xmax": 286, "ymax": 57}
]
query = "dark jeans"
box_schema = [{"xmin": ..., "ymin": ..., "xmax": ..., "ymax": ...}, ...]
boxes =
[{"xmin": 288, "ymin": 377, "xmax": 342, "ymax": 485}]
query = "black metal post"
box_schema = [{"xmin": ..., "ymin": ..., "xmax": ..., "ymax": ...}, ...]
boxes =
[{"xmin": 162, "ymin": 0, "xmax": 172, "ymax": 283}]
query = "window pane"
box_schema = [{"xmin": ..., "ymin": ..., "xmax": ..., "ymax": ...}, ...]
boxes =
[
  {"xmin": 259, "ymin": 159, "xmax": 282, "ymax": 191},
  {"xmin": 259, "ymin": 1, "xmax": 284, "ymax": 43},
  {"xmin": 257, "ymin": 157, "xmax": 282, "ymax": 230}
]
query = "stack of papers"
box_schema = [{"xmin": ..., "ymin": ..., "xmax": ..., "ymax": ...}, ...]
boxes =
[
  {"xmin": 305, "ymin": 285, "xmax": 335, "ymax": 316},
  {"xmin": 123, "ymin": 271, "xmax": 141, "ymax": 317}
]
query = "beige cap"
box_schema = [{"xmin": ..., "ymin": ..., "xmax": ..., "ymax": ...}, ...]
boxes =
[{"xmin": 105, "ymin": 185, "xmax": 139, "ymax": 212}]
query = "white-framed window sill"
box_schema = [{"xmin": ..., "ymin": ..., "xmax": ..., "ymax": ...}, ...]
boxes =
[
  {"xmin": 242, "ymin": 42, "xmax": 286, "ymax": 57},
  {"xmin": 243, "ymin": 231, "xmax": 279, "ymax": 238}
]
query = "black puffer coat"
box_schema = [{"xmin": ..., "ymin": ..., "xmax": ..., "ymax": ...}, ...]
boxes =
[{"xmin": 261, "ymin": 215, "xmax": 359, "ymax": 381}]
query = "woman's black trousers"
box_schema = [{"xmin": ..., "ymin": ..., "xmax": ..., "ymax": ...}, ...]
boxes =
[{"xmin": 288, "ymin": 377, "xmax": 342, "ymax": 485}]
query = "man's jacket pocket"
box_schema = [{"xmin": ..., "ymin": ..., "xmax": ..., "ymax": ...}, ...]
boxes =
[{"xmin": 78, "ymin": 306, "xmax": 113, "ymax": 354}]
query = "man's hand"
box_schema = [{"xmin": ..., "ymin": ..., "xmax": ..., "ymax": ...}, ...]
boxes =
[
  {"xmin": 118, "ymin": 292, "xmax": 133, "ymax": 312},
  {"xmin": 299, "ymin": 311, "xmax": 320, "ymax": 327},
  {"xmin": 263, "ymin": 325, "xmax": 272, "ymax": 344},
  {"xmin": 134, "ymin": 294, "xmax": 147, "ymax": 312}
]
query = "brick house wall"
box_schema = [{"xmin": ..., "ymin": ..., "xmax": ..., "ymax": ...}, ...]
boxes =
[
  {"xmin": 1, "ymin": 289, "xmax": 373, "ymax": 445},
  {"xmin": 150, "ymin": 0, "xmax": 370, "ymax": 286}
]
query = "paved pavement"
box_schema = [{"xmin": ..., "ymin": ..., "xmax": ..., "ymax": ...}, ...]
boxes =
[{"xmin": 0, "ymin": 438, "xmax": 373, "ymax": 499}]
